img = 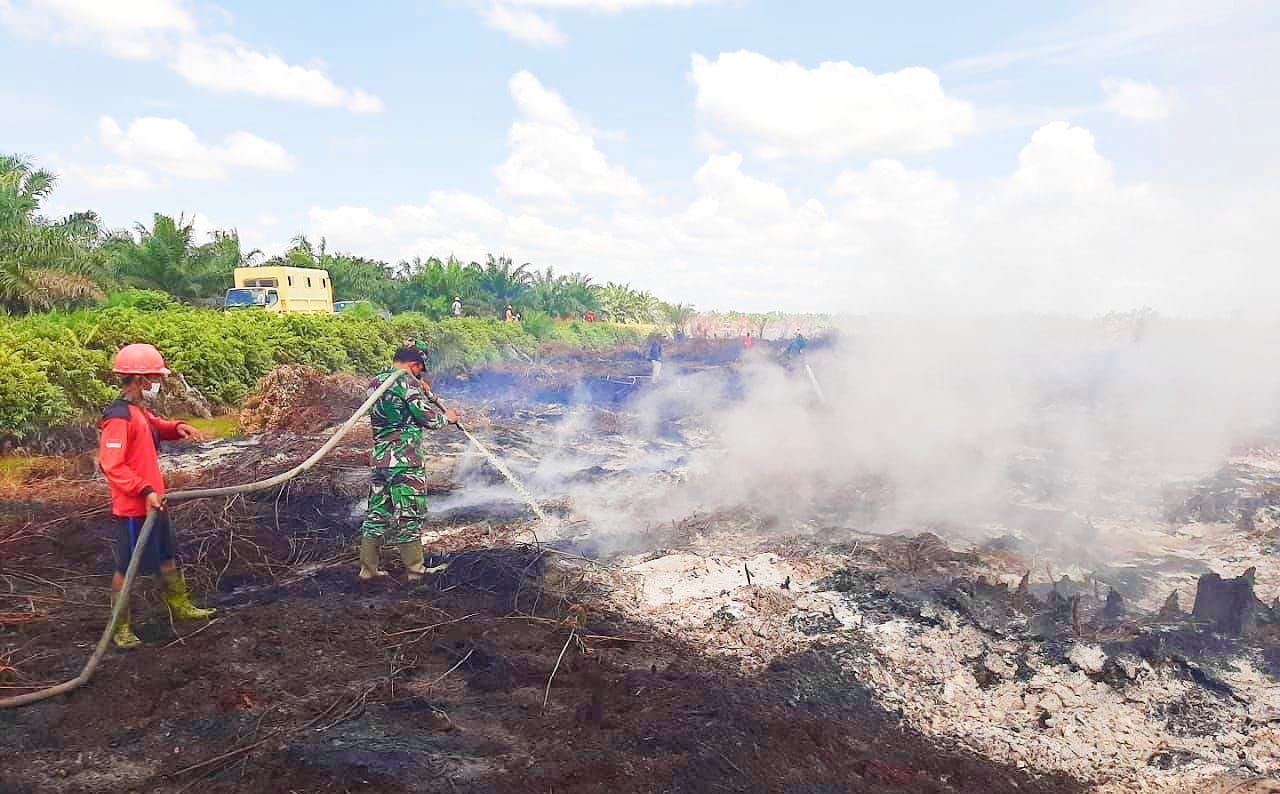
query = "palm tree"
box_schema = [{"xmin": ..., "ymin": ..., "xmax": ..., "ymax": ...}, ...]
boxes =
[
  {"xmin": 526, "ymin": 268, "xmax": 603, "ymax": 317},
  {"xmin": 106, "ymin": 213, "xmax": 238, "ymax": 301},
  {"xmin": 267, "ymin": 235, "xmax": 393, "ymax": 305},
  {"xmin": 435, "ymin": 256, "xmax": 480, "ymax": 303},
  {"xmin": 663, "ymin": 302, "xmax": 697, "ymax": 336},
  {"xmin": 472, "ymin": 254, "xmax": 531, "ymax": 314},
  {"xmin": 280, "ymin": 234, "xmax": 321, "ymax": 268},
  {"xmin": 597, "ymin": 282, "xmax": 660, "ymax": 324},
  {"xmin": 561, "ymin": 272, "xmax": 600, "ymax": 316},
  {"xmin": 0, "ymin": 155, "xmax": 106, "ymax": 312},
  {"xmin": 387, "ymin": 256, "xmax": 482, "ymax": 316},
  {"xmin": 209, "ymin": 229, "xmax": 262, "ymax": 270},
  {"xmin": 325, "ymin": 254, "xmax": 393, "ymax": 304},
  {"xmin": 528, "ymin": 266, "xmax": 563, "ymax": 313},
  {"xmin": 388, "ymin": 257, "xmax": 436, "ymax": 314}
]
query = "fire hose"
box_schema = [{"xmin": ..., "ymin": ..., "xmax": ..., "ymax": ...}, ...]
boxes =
[
  {"xmin": 0, "ymin": 370, "xmax": 548, "ymax": 709},
  {"xmin": 424, "ymin": 389, "xmax": 550, "ymax": 525}
]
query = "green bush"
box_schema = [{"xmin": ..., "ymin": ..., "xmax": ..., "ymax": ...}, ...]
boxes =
[
  {"xmin": 104, "ymin": 289, "xmax": 178, "ymax": 311},
  {"xmin": 0, "ymin": 308, "xmax": 647, "ymax": 441},
  {"xmin": 521, "ymin": 311, "xmax": 556, "ymax": 341},
  {"xmin": 337, "ymin": 302, "xmax": 379, "ymax": 320},
  {"xmin": 549, "ymin": 320, "xmax": 648, "ymax": 349},
  {"xmin": 0, "ymin": 347, "xmax": 76, "ymax": 439},
  {"xmin": 0, "ymin": 321, "xmax": 116, "ymax": 414}
]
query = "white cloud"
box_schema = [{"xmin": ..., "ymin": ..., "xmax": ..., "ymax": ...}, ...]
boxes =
[
  {"xmin": 479, "ymin": 0, "xmax": 719, "ymax": 45},
  {"xmin": 695, "ymin": 129, "xmax": 724, "ymax": 152},
  {"xmin": 429, "ymin": 191, "xmax": 505, "ymax": 226},
  {"xmin": 173, "ymin": 36, "xmax": 383, "ymax": 112},
  {"xmin": 304, "ymin": 119, "xmax": 1279, "ymax": 317},
  {"xmin": 1008, "ymin": 121, "xmax": 1113, "ymax": 195},
  {"xmin": 222, "ymin": 130, "xmax": 295, "ymax": 170},
  {"xmin": 687, "ymin": 153, "xmax": 791, "ymax": 224},
  {"xmin": 310, "ymin": 205, "xmax": 396, "ymax": 240},
  {"xmin": 483, "ymin": 4, "xmax": 565, "ymax": 47},
  {"xmin": 98, "ymin": 115, "xmax": 295, "ymax": 180},
  {"xmin": 187, "ymin": 212, "xmax": 219, "ymax": 242},
  {"xmin": 494, "ymin": 71, "xmax": 644, "ymax": 211},
  {"xmin": 257, "ymin": 214, "xmax": 281, "ymax": 226},
  {"xmin": 0, "ymin": 0, "xmax": 193, "ymax": 58},
  {"xmin": 309, "ymin": 196, "xmax": 502, "ymax": 265},
  {"xmin": 56, "ymin": 161, "xmax": 156, "ymax": 191},
  {"xmin": 0, "ymin": 2, "xmax": 381, "ymax": 112},
  {"xmin": 830, "ymin": 159, "xmax": 957, "ymax": 222},
  {"xmin": 1102, "ymin": 78, "xmax": 1174, "ymax": 121},
  {"xmin": 690, "ymin": 51, "xmax": 976, "ymax": 159},
  {"xmin": 509, "ymin": 69, "xmax": 577, "ymax": 126}
]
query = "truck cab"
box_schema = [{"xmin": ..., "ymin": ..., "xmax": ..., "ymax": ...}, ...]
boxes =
[
  {"xmin": 224, "ymin": 267, "xmax": 334, "ymax": 314},
  {"xmin": 224, "ymin": 286, "xmax": 279, "ymax": 310}
]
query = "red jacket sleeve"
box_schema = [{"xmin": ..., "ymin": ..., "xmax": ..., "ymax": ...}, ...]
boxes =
[
  {"xmin": 99, "ymin": 418, "xmax": 152, "ymax": 497},
  {"xmin": 146, "ymin": 411, "xmax": 185, "ymax": 441}
]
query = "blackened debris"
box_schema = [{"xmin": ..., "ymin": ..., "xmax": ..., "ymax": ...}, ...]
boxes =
[{"xmin": 1191, "ymin": 568, "xmax": 1267, "ymax": 637}]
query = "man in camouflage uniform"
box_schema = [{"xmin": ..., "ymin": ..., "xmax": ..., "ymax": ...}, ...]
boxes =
[{"xmin": 359, "ymin": 346, "xmax": 457, "ymax": 581}]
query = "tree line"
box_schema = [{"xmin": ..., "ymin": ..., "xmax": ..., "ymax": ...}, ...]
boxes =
[{"xmin": 1, "ymin": 154, "xmax": 695, "ymax": 326}]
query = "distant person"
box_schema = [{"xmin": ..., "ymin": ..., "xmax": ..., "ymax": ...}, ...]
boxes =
[
  {"xmin": 98, "ymin": 344, "xmax": 214, "ymax": 649},
  {"xmin": 358, "ymin": 346, "xmax": 458, "ymax": 583},
  {"xmin": 785, "ymin": 329, "xmax": 808, "ymax": 359},
  {"xmin": 451, "ymin": 296, "xmax": 462, "ymax": 317},
  {"xmin": 504, "ymin": 304, "xmax": 515, "ymax": 323},
  {"xmin": 648, "ymin": 335, "xmax": 664, "ymax": 381},
  {"xmin": 584, "ymin": 309, "xmax": 596, "ymax": 323},
  {"xmin": 744, "ymin": 332, "xmax": 753, "ymax": 350}
]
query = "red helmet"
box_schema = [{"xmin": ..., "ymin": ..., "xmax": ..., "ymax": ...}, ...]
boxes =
[{"xmin": 112, "ymin": 343, "xmax": 171, "ymax": 376}]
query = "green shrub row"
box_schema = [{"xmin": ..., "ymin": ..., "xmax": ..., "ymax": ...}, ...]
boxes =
[{"xmin": 1, "ymin": 299, "xmax": 646, "ymax": 440}]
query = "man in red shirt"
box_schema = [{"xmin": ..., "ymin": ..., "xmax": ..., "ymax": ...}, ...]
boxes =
[{"xmin": 99, "ymin": 343, "xmax": 215, "ymax": 649}]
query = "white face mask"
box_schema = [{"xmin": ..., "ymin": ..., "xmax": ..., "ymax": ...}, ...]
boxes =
[{"xmin": 142, "ymin": 381, "xmax": 162, "ymax": 400}]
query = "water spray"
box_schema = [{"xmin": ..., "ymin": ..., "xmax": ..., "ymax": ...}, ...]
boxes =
[
  {"xmin": 425, "ymin": 390, "xmax": 551, "ymax": 525},
  {"xmin": 803, "ymin": 361, "xmax": 828, "ymax": 404}
]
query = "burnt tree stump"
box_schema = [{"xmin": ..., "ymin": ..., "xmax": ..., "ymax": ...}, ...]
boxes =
[
  {"xmin": 1103, "ymin": 589, "xmax": 1126, "ymax": 621},
  {"xmin": 1192, "ymin": 568, "xmax": 1263, "ymax": 636}
]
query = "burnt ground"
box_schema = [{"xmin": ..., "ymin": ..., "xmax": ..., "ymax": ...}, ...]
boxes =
[
  {"xmin": 0, "ymin": 486, "xmax": 1083, "ymax": 794},
  {"xmin": 25, "ymin": 339, "xmax": 1261, "ymax": 792}
]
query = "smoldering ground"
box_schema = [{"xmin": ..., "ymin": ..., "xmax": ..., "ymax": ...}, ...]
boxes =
[{"xmin": 511, "ymin": 315, "xmax": 1280, "ymax": 561}]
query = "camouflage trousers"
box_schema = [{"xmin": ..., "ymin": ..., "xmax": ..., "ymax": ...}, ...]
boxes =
[{"xmin": 360, "ymin": 466, "xmax": 428, "ymax": 545}]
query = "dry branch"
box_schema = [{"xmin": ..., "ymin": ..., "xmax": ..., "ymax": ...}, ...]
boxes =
[{"xmin": 543, "ymin": 629, "xmax": 577, "ymax": 711}]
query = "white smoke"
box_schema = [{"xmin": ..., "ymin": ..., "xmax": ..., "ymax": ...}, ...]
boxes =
[{"xmin": 525, "ymin": 314, "xmax": 1280, "ymax": 558}]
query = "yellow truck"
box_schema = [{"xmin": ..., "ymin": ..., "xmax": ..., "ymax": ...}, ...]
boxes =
[{"xmin": 223, "ymin": 267, "xmax": 334, "ymax": 314}]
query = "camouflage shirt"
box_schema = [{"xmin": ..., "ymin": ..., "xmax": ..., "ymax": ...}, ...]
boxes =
[{"xmin": 368, "ymin": 368, "xmax": 444, "ymax": 468}]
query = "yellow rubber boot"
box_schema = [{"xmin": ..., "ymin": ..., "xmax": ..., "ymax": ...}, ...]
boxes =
[
  {"xmin": 162, "ymin": 571, "xmax": 217, "ymax": 620},
  {"xmin": 400, "ymin": 539, "xmax": 427, "ymax": 582},
  {"xmin": 358, "ymin": 536, "xmax": 386, "ymax": 580},
  {"xmin": 111, "ymin": 594, "xmax": 141, "ymax": 649}
]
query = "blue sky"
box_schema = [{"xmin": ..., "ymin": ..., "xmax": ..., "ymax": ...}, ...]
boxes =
[{"xmin": 3, "ymin": 0, "xmax": 1277, "ymax": 314}]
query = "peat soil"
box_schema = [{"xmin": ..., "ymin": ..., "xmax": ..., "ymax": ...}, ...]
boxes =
[
  {"xmin": 1, "ymin": 346, "xmax": 1083, "ymax": 794},
  {"xmin": 0, "ymin": 501, "xmax": 1083, "ymax": 794}
]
